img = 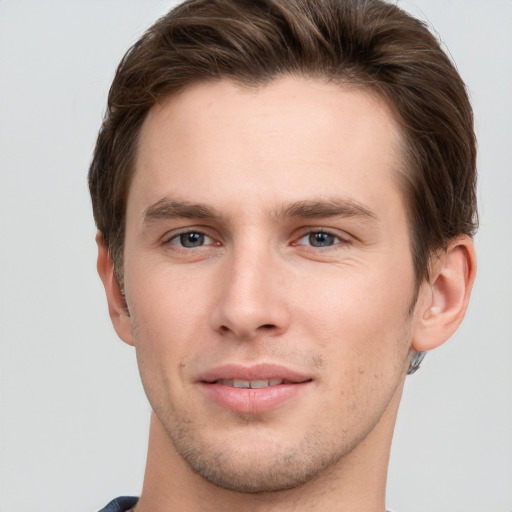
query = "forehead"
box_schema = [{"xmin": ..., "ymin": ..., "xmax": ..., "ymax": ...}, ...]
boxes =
[{"xmin": 130, "ymin": 77, "xmax": 404, "ymax": 219}]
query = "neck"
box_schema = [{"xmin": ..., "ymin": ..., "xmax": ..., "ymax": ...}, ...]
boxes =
[{"xmin": 136, "ymin": 383, "xmax": 403, "ymax": 512}]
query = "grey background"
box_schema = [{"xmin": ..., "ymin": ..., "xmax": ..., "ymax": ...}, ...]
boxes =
[{"xmin": 0, "ymin": 1, "xmax": 510, "ymax": 511}]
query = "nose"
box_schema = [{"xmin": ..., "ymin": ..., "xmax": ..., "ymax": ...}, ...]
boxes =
[{"xmin": 211, "ymin": 245, "xmax": 291, "ymax": 340}]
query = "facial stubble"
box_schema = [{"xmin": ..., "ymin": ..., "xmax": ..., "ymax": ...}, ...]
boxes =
[{"xmin": 132, "ymin": 292, "xmax": 417, "ymax": 494}]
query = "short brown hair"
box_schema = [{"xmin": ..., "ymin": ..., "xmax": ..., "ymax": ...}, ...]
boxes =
[{"xmin": 88, "ymin": 0, "xmax": 477, "ymax": 284}]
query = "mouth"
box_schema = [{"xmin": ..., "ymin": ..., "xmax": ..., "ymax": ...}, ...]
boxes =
[
  {"xmin": 197, "ymin": 364, "xmax": 313, "ymax": 414},
  {"xmin": 212, "ymin": 378, "xmax": 289, "ymax": 388}
]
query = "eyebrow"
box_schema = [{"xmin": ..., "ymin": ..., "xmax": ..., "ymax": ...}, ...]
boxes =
[
  {"xmin": 278, "ymin": 199, "xmax": 377, "ymax": 221},
  {"xmin": 142, "ymin": 197, "xmax": 377, "ymax": 225},
  {"xmin": 143, "ymin": 199, "xmax": 222, "ymax": 224}
]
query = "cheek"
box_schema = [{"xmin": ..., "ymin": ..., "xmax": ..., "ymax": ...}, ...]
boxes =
[
  {"xmin": 126, "ymin": 265, "xmax": 211, "ymax": 385},
  {"xmin": 293, "ymin": 268, "xmax": 413, "ymax": 426},
  {"xmin": 293, "ymin": 263, "xmax": 414, "ymax": 370},
  {"xmin": 130, "ymin": 299, "xmax": 200, "ymax": 421},
  {"xmin": 127, "ymin": 258, "xmax": 212, "ymax": 328}
]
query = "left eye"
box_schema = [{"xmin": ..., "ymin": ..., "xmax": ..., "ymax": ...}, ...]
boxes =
[
  {"xmin": 297, "ymin": 231, "xmax": 342, "ymax": 248},
  {"xmin": 169, "ymin": 232, "xmax": 213, "ymax": 248}
]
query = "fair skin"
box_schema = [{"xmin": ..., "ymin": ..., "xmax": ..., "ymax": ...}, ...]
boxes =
[{"xmin": 97, "ymin": 77, "xmax": 476, "ymax": 512}]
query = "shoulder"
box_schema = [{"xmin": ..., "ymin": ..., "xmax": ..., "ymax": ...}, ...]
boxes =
[{"xmin": 97, "ymin": 496, "xmax": 139, "ymax": 512}]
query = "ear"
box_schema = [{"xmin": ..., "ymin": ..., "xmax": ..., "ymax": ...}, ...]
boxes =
[
  {"xmin": 96, "ymin": 232, "xmax": 135, "ymax": 346},
  {"xmin": 412, "ymin": 235, "xmax": 476, "ymax": 352}
]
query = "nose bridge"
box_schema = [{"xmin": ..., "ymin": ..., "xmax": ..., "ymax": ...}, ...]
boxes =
[{"xmin": 212, "ymin": 235, "xmax": 289, "ymax": 338}]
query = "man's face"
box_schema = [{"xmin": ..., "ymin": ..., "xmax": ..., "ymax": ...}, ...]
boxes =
[{"xmin": 122, "ymin": 77, "xmax": 419, "ymax": 492}]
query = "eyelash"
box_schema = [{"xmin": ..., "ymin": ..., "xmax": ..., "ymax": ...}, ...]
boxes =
[
  {"xmin": 164, "ymin": 228, "xmax": 349, "ymax": 250},
  {"xmin": 293, "ymin": 230, "xmax": 349, "ymax": 249},
  {"xmin": 166, "ymin": 230, "xmax": 217, "ymax": 249}
]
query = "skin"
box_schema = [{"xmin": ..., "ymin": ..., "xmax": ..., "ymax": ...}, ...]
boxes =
[{"xmin": 97, "ymin": 77, "xmax": 476, "ymax": 512}]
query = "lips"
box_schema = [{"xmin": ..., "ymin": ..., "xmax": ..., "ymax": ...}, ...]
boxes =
[
  {"xmin": 197, "ymin": 364, "xmax": 312, "ymax": 414},
  {"xmin": 218, "ymin": 378, "xmax": 285, "ymax": 388},
  {"xmin": 199, "ymin": 363, "xmax": 311, "ymax": 384}
]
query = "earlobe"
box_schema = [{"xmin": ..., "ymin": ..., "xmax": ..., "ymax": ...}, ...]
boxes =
[
  {"xmin": 412, "ymin": 235, "xmax": 476, "ymax": 352},
  {"xmin": 96, "ymin": 232, "xmax": 135, "ymax": 346}
]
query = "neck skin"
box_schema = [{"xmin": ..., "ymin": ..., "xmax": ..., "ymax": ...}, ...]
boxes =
[{"xmin": 134, "ymin": 381, "xmax": 404, "ymax": 512}]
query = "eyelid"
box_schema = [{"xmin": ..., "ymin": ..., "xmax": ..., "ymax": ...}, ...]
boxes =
[
  {"xmin": 162, "ymin": 227, "xmax": 220, "ymax": 246},
  {"xmin": 159, "ymin": 225, "xmax": 352, "ymax": 249},
  {"xmin": 171, "ymin": 233, "xmax": 213, "ymax": 247},
  {"xmin": 292, "ymin": 228, "xmax": 351, "ymax": 247}
]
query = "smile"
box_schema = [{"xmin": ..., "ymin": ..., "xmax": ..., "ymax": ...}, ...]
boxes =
[
  {"xmin": 217, "ymin": 379, "xmax": 285, "ymax": 388},
  {"xmin": 198, "ymin": 364, "xmax": 313, "ymax": 414}
]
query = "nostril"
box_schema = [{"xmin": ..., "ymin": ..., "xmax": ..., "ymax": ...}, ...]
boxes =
[{"xmin": 217, "ymin": 322, "xmax": 280, "ymax": 338}]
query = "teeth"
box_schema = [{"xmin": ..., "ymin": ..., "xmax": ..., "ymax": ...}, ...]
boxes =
[
  {"xmin": 250, "ymin": 380, "xmax": 269, "ymax": 389},
  {"xmin": 220, "ymin": 379, "xmax": 284, "ymax": 388},
  {"xmin": 233, "ymin": 379, "xmax": 250, "ymax": 388}
]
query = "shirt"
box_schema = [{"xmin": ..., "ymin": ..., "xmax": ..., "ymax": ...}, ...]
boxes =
[
  {"xmin": 98, "ymin": 496, "xmax": 139, "ymax": 511},
  {"xmin": 98, "ymin": 495, "xmax": 396, "ymax": 511}
]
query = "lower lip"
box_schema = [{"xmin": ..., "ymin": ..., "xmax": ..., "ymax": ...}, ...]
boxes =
[{"xmin": 198, "ymin": 381, "xmax": 311, "ymax": 414}]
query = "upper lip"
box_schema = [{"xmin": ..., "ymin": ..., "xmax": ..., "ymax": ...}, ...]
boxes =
[{"xmin": 198, "ymin": 363, "xmax": 312, "ymax": 383}]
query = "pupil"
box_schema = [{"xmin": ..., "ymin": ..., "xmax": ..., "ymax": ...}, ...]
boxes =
[
  {"xmin": 181, "ymin": 233, "xmax": 204, "ymax": 247},
  {"xmin": 310, "ymin": 232, "xmax": 334, "ymax": 247}
]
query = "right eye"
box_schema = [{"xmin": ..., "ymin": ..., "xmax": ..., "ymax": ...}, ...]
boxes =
[{"xmin": 168, "ymin": 231, "xmax": 213, "ymax": 248}]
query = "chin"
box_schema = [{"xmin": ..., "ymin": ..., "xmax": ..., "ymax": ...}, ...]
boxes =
[{"xmin": 164, "ymin": 416, "xmax": 346, "ymax": 493}]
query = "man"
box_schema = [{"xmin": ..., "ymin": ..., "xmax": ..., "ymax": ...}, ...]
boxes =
[{"xmin": 88, "ymin": 0, "xmax": 477, "ymax": 510}]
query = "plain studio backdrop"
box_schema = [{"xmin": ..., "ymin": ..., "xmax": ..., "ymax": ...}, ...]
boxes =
[{"xmin": 0, "ymin": 1, "xmax": 510, "ymax": 511}]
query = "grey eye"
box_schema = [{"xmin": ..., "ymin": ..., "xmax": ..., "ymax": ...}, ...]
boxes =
[
  {"xmin": 307, "ymin": 232, "xmax": 337, "ymax": 247},
  {"xmin": 177, "ymin": 232, "xmax": 205, "ymax": 248}
]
